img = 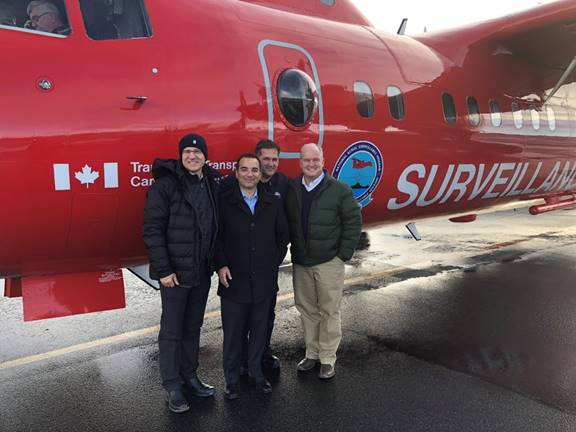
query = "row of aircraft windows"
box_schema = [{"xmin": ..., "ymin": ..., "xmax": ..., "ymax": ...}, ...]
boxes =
[
  {"xmin": 442, "ymin": 93, "xmax": 559, "ymax": 131},
  {"xmin": 0, "ymin": 0, "xmax": 151, "ymax": 40},
  {"xmin": 353, "ymin": 81, "xmax": 406, "ymax": 121},
  {"xmin": 352, "ymin": 83, "xmax": 562, "ymax": 134}
]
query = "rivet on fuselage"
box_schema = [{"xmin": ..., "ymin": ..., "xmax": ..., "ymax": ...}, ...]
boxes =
[
  {"xmin": 152, "ymin": 67, "xmax": 159, "ymax": 74},
  {"xmin": 38, "ymin": 79, "xmax": 53, "ymax": 91}
]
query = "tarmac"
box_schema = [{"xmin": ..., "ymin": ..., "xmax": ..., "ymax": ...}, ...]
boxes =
[{"xmin": 1, "ymin": 208, "xmax": 576, "ymax": 431}]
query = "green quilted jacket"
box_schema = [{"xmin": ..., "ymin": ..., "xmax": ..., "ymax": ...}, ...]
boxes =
[{"xmin": 286, "ymin": 173, "xmax": 362, "ymax": 267}]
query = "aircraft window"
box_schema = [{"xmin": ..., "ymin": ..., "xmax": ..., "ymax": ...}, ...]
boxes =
[
  {"xmin": 530, "ymin": 106, "xmax": 540, "ymax": 130},
  {"xmin": 1, "ymin": 0, "xmax": 71, "ymax": 36},
  {"xmin": 354, "ymin": 81, "xmax": 374, "ymax": 118},
  {"xmin": 467, "ymin": 96, "xmax": 480, "ymax": 126},
  {"xmin": 79, "ymin": 0, "xmax": 152, "ymax": 40},
  {"xmin": 489, "ymin": 99, "xmax": 502, "ymax": 127},
  {"xmin": 442, "ymin": 93, "xmax": 457, "ymax": 124},
  {"xmin": 547, "ymin": 107, "xmax": 556, "ymax": 131},
  {"xmin": 277, "ymin": 69, "xmax": 318, "ymax": 128},
  {"xmin": 512, "ymin": 102, "xmax": 523, "ymax": 129},
  {"xmin": 387, "ymin": 86, "xmax": 405, "ymax": 120},
  {"xmin": 320, "ymin": 0, "xmax": 335, "ymax": 5}
]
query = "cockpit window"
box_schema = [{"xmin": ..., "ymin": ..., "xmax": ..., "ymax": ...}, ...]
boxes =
[
  {"xmin": 79, "ymin": 0, "xmax": 152, "ymax": 40},
  {"xmin": 0, "ymin": 0, "xmax": 70, "ymax": 36}
]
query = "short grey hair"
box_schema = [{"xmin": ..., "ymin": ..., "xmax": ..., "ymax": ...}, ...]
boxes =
[{"xmin": 27, "ymin": 1, "xmax": 60, "ymax": 17}]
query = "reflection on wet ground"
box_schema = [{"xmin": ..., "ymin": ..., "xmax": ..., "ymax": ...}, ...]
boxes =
[
  {"xmin": 1, "ymin": 208, "xmax": 576, "ymax": 430},
  {"xmin": 348, "ymin": 238, "xmax": 576, "ymax": 413}
]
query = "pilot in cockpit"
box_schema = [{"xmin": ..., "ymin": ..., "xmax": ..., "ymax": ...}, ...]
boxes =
[{"xmin": 25, "ymin": 0, "xmax": 70, "ymax": 35}]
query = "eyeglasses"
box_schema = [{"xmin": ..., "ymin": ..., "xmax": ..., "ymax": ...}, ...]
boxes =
[{"xmin": 30, "ymin": 11, "xmax": 52, "ymax": 23}]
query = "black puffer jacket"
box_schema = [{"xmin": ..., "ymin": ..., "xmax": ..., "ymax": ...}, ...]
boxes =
[{"xmin": 143, "ymin": 159, "xmax": 222, "ymax": 288}]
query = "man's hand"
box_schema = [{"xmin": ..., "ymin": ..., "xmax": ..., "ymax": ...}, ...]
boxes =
[
  {"xmin": 218, "ymin": 267, "xmax": 232, "ymax": 288},
  {"xmin": 160, "ymin": 273, "xmax": 179, "ymax": 288}
]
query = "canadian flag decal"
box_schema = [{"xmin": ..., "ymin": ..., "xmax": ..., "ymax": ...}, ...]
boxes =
[{"xmin": 53, "ymin": 163, "xmax": 119, "ymax": 191}]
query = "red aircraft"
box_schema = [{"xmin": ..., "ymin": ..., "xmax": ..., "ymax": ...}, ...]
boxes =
[{"xmin": 1, "ymin": 0, "xmax": 575, "ymax": 320}]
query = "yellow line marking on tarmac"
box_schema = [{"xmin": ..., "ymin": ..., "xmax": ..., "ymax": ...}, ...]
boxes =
[
  {"xmin": 0, "ymin": 326, "xmax": 160, "ymax": 370},
  {"xmin": 0, "ymin": 266, "xmax": 406, "ymax": 371}
]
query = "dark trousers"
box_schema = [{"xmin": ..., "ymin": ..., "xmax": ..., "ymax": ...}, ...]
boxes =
[
  {"xmin": 221, "ymin": 296, "xmax": 272, "ymax": 385},
  {"xmin": 242, "ymin": 293, "xmax": 277, "ymax": 363},
  {"xmin": 158, "ymin": 275, "xmax": 210, "ymax": 391}
]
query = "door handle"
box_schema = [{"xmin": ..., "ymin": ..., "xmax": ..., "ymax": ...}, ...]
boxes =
[{"xmin": 126, "ymin": 96, "xmax": 148, "ymax": 103}]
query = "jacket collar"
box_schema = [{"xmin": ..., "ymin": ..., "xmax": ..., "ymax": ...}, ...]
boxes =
[
  {"xmin": 152, "ymin": 158, "xmax": 223, "ymax": 183},
  {"xmin": 291, "ymin": 170, "xmax": 332, "ymax": 192},
  {"xmin": 228, "ymin": 184, "xmax": 272, "ymax": 216}
]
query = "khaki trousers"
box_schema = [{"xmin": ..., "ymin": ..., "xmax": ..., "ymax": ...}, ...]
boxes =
[{"xmin": 293, "ymin": 256, "xmax": 345, "ymax": 366}]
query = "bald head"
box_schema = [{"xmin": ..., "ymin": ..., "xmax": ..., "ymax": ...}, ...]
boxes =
[
  {"xmin": 300, "ymin": 143, "xmax": 323, "ymax": 160},
  {"xmin": 300, "ymin": 143, "xmax": 324, "ymax": 183}
]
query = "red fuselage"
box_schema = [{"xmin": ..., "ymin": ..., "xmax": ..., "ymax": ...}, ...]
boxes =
[{"xmin": 1, "ymin": 0, "xmax": 575, "ymax": 279}]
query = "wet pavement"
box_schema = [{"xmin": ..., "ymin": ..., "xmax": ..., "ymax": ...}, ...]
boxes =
[{"xmin": 1, "ymin": 208, "xmax": 576, "ymax": 431}]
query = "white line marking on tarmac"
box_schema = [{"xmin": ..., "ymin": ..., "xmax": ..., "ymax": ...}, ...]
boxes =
[{"xmin": 0, "ymin": 267, "xmax": 406, "ymax": 371}]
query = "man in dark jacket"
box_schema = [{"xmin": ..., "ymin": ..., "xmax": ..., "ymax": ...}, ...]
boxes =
[
  {"xmin": 285, "ymin": 143, "xmax": 362, "ymax": 380},
  {"xmin": 248, "ymin": 139, "xmax": 289, "ymax": 370},
  {"xmin": 219, "ymin": 139, "xmax": 289, "ymax": 371},
  {"xmin": 143, "ymin": 133, "xmax": 221, "ymax": 413},
  {"xmin": 215, "ymin": 154, "xmax": 289, "ymax": 400}
]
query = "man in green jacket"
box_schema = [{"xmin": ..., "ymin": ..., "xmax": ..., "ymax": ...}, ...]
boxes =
[{"xmin": 286, "ymin": 143, "xmax": 362, "ymax": 379}]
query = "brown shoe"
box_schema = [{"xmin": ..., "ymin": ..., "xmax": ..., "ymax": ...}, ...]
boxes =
[
  {"xmin": 296, "ymin": 358, "xmax": 318, "ymax": 372},
  {"xmin": 318, "ymin": 364, "xmax": 335, "ymax": 379}
]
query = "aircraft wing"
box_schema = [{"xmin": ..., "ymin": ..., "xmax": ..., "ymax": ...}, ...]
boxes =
[
  {"xmin": 416, "ymin": 0, "xmax": 576, "ymax": 97},
  {"xmin": 494, "ymin": 0, "xmax": 576, "ymax": 70}
]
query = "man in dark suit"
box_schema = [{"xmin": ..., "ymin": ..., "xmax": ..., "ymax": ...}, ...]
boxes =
[
  {"xmin": 215, "ymin": 154, "xmax": 289, "ymax": 400},
  {"xmin": 219, "ymin": 140, "xmax": 289, "ymax": 372}
]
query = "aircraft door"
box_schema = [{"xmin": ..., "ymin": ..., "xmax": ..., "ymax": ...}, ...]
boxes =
[
  {"xmin": 35, "ymin": 0, "xmax": 168, "ymax": 260},
  {"xmin": 258, "ymin": 40, "xmax": 324, "ymax": 159}
]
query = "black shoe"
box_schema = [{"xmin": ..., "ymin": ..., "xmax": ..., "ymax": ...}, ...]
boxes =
[
  {"xmin": 224, "ymin": 384, "xmax": 240, "ymax": 400},
  {"xmin": 296, "ymin": 358, "xmax": 318, "ymax": 372},
  {"xmin": 254, "ymin": 378, "xmax": 272, "ymax": 395},
  {"xmin": 166, "ymin": 390, "xmax": 190, "ymax": 413},
  {"xmin": 262, "ymin": 354, "xmax": 281, "ymax": 370},
  {"xmin": 318, "ymin": 363, "xmax": 335, "ymax": 380},
  {"xmin": 184, "ymin": 375, "xmax": 215, "ymax": 398}
]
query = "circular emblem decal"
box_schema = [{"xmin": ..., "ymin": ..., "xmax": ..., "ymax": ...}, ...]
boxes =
[{"xmin": 332, "ymin": 141, "xmax": 383, "ymax": 208}]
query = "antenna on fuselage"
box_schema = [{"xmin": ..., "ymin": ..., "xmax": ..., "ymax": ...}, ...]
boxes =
[{"xmin": 397, "ymin": 18, "xmax": 408, "ymax": 35}]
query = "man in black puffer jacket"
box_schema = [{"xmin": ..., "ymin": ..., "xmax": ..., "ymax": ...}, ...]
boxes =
[{"xmin": 143, "ymin": 133, "xmax": 222, "ymax": 413}]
